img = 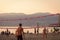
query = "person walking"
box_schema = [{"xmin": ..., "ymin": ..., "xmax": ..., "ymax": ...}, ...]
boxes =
[{"xmin": 15, "ymin": 23, "xmax": 23, "ymax": 40}]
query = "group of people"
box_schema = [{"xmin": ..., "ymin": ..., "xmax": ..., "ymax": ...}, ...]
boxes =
[
  {"xmin": 1, "ymin": 29, "xmax": 10, "ymax": 35},
  {"xmin": 15, "ymin": 23, "xmax": 48, "ymax": 40},
  {"xmin": 0, "ymin": 23, "xmax": 59, "ymax": 40},
  {"xmin": 0, "ymin": 23, "xmax": 48, "ymax": 40}
]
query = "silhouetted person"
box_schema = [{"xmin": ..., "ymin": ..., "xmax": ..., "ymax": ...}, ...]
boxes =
[
  {"xmin": 34, "ymin": 28, "xmax": 36, "ymax": 34},
  {"xmin": 53, "ymin": 27, "xmax": 59, "ymax": 33},
  {"xmin": 15, "ymin": 23, "xmax": 23, "ymax": 40},
  {"xmin": 5, "ymin": 29, "xmax": 10, "ymax": 35},
  {"xmin": 1, "ymin": 31, "xmax": 4, "ymax": 35},
  {"xmin": 43, "ymin": 27, "xmax": 47, "ymax": 40}
]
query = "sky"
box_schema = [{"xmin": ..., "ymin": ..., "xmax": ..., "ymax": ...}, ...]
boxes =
[{"xmin": 0, "ymin": 0, "xmax": 60, "ymax": 15}]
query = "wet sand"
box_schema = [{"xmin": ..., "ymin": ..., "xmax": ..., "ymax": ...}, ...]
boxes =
[{"xmin": 0, "ymin": 33, "xmax": 60, "ymax": 40}]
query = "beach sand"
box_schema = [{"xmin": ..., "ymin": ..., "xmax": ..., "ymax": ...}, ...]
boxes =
[{"xmin": 0, "ymin": 33, "xmax": 60, "ymax": 40}]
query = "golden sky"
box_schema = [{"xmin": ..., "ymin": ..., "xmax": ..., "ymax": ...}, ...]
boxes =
[{"xmin": 0, "ymin": 0, "xmax": 60, "ymax": 14}]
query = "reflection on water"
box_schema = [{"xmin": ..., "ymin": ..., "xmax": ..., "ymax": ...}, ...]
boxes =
[{"xmin": 0, "ymin": 26, "xmax": 59, "ymax": 34}]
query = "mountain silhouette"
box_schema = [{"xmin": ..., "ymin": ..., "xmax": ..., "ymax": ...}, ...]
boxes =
[{"xmin": 0, "ymin": 13, "xmax": 58, "ymax": 27}]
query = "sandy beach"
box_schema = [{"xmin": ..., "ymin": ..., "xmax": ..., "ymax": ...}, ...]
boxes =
[{"xmin": 0, "ymin": 33, "xmax": 60, "ymax": 40}]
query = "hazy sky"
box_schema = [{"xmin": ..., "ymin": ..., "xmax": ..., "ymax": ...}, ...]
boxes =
[{"xmin": 0, "ymin": 0, "xmax": 60, "ymax": 14}]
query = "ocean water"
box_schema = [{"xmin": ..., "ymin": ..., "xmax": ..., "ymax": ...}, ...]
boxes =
[{"xmin": 0, "ymin": 26, "xmax": 59, "ymax": 34}]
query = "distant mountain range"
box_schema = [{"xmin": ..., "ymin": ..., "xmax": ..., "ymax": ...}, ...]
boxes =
[{"xmin": 0, "ymin": 13, "xmax": 59, "ymax": 27}]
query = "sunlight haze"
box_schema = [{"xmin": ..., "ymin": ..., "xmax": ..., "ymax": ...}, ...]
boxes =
[{"xmin": 0, "ymin": 0, "xmax": 60, "ymax": 14}]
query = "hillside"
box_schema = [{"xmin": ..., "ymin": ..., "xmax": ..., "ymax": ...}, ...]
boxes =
[{"xmin": 0, "ymin": 13, "xmax": 58, "ymax": 26}]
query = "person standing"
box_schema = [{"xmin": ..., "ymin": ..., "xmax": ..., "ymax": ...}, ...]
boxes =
[
  {"xmin": 15, "ymin": 23, "xmax": 23, "ymax": 40},
  {"xmin": 5, "ymin": 29, "xmax": 10, "ymax": 35},
  {"xmin": 43, "ymin": 27, "xmax": 47, "ymax": 40}
]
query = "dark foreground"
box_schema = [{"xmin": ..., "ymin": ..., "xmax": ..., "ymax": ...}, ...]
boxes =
[{"xmin": 0, "ymin": 33, "xmax": 60, "ymax": 40}]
